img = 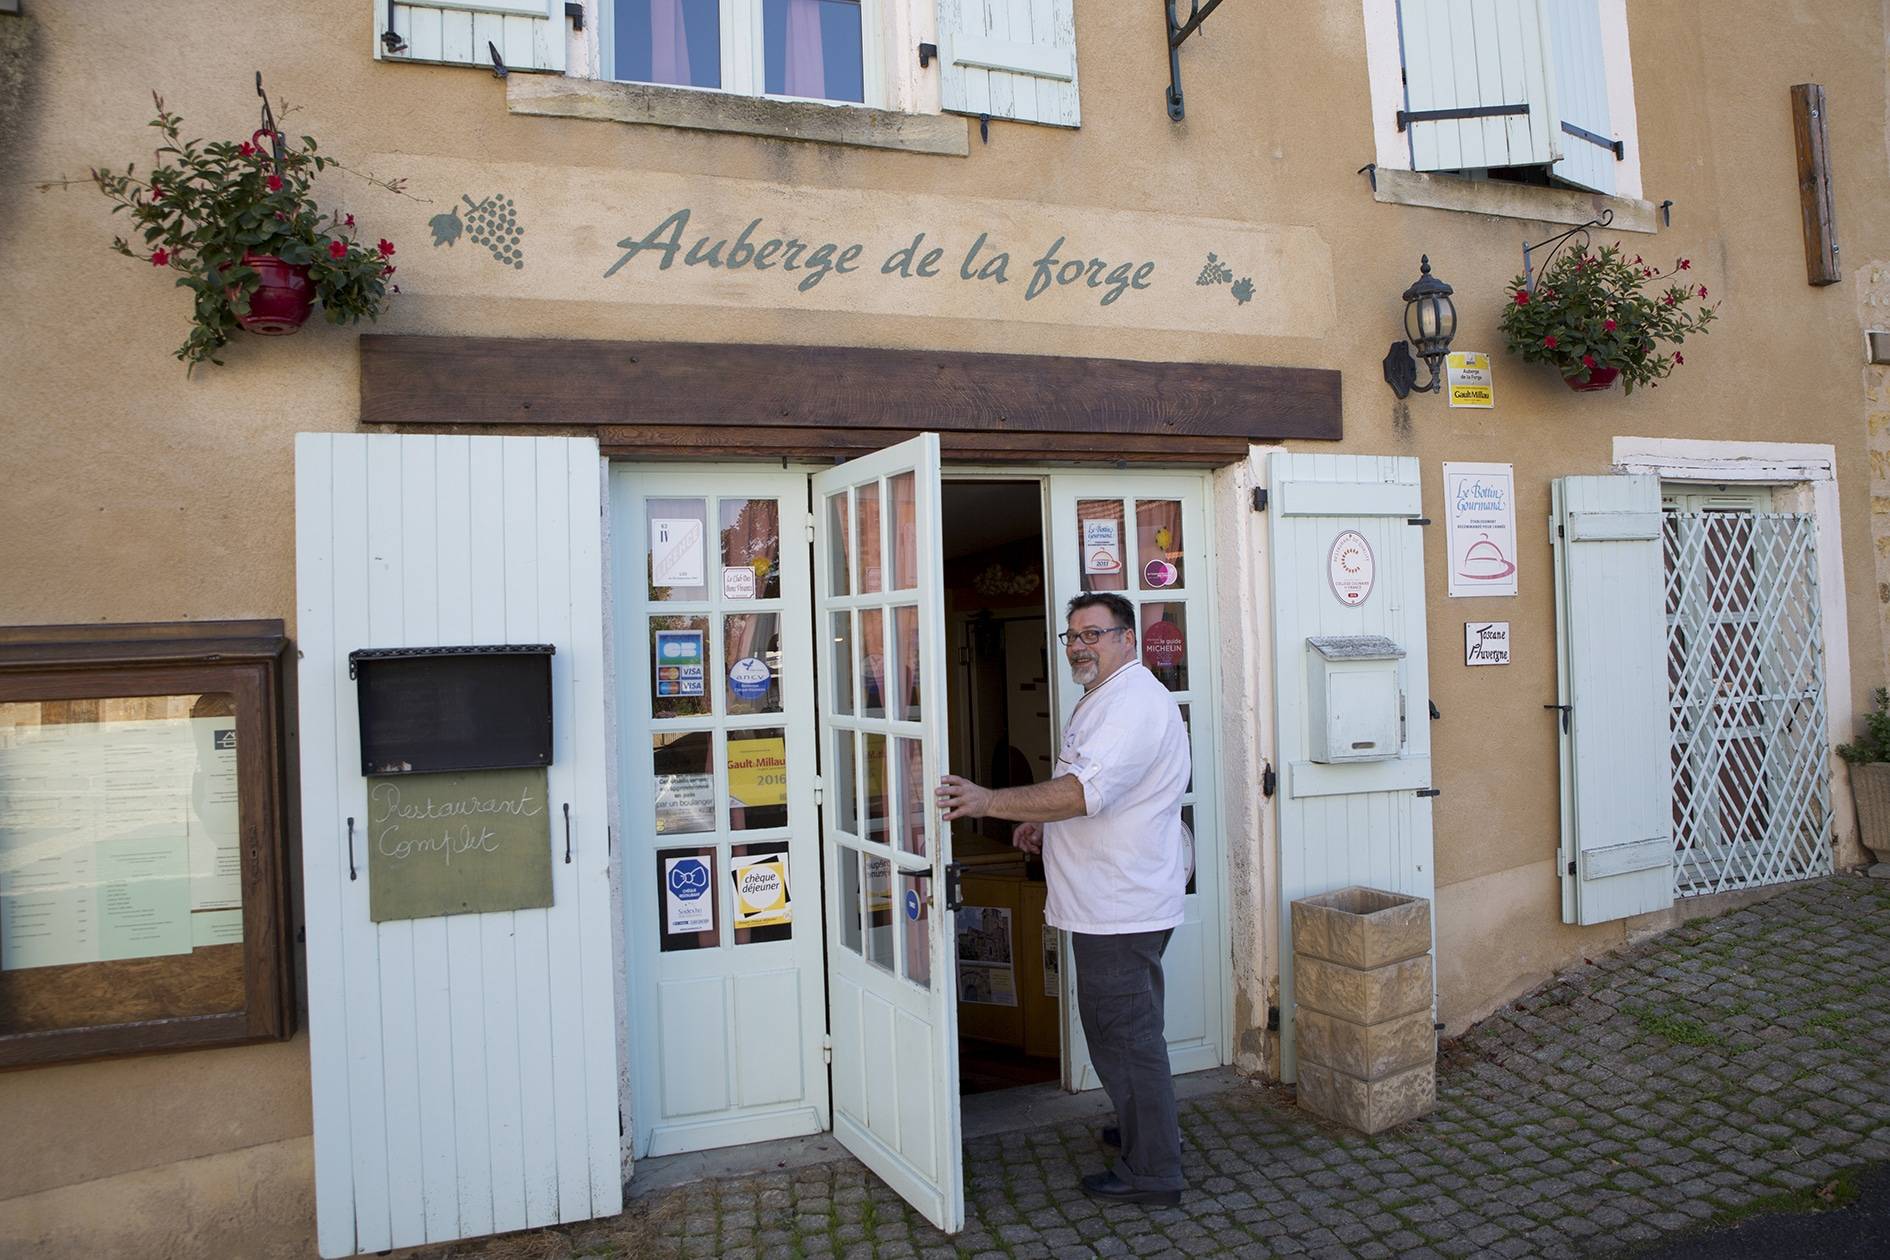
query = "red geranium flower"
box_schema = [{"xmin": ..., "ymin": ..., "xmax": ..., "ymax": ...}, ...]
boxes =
[
  {"xmin": 1543, "ymin": 335, "xmax": 1558, "ymax": 349},
  {"xmin": 377, "ymin": 238, "xmax": 396, "ymax": 258},
  {"xmin": 266, "ymin": 174, "xmax": 283, "ymax": 192},
  {"xmin": 1514, "ymin": 290, "xmax": 1530, "ymax": 306},
  {"xmin": 1604, "ymin": 318, "xmax": 1617, "ymax": 331},
  {"xmin": 381, "ymin": 265, "xmax": 396, "ymax": 278},
  {"xmin": 1633, "ymin": 255, "xmax": 1643, "ymax": 265},
  {"xmin": 239, "ymin": 141, "xmax": 256, "ymax": 157},
  {"xmin": 1664, "ymin": 294, "xmax": 1677, "ymax": 306},
  {"xmin": 328, "ymin": 239, "xmax": 347, "ymax": 260},
  {"xmin": 149, "ymin": 183, "xmax": 163, "ymax": 200},
  {"xmin": 1674, "ymin": 353, "xmax": 1685, "ymax": 365},
  {"xmin": 1679, "ymin": 258, "xmax": 1692, "ymax": 270},
  {"xmin": 150, "ymin": 248, "xmax": 170, "ymax": 267},
  {"xmin": 1582, "ymin": 354, "xmax": 1597, "ymax": 370},
  {"xmin": 1698, "ymin": 285, "xmax": 1708, "ymax": 298},
  {"xmin": 344, "ymin": 213, "xmax": 355, "ymax": 228}
]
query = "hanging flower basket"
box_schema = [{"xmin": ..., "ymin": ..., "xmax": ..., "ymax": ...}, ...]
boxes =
[
  {"xmin": 234, "ymin": 253, "xmax": 314, "ymax": 334},
  {"xmin": 1499, "ymin": 242, "xmax": 1718, "ymax": 395},
  {"xmin": 85, "ymin": 94, "xmax": 401, "ymax": 370}
]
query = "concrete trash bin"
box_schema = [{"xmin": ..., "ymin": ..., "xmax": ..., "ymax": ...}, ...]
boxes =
[{"xmin": 1291, "ymin": 886, "xmax": 1436, "ymax": 1134}]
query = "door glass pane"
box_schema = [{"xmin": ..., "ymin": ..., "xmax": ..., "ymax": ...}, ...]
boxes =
[
  {"xmin": 1137, "ymin": 499, "xmax": 1185, "ymax": 590},
  {"xmin": 646, "ymin": 498, "xmax": 710, "ymax": 602},
  {"xmin": 858, "ymin": 608, "xmax": 886, "ymax": 718},
  {"xmin": 834, "ymin": 729, "xmax": 859, "ymax": 835},
  {"xmin": 900, "ymin": 870, "xmax": 931, "ymax": 989},
  {"xmin": 857, "ymin": 481, "xmax": 884, "ymax": 594},
  {"xmin": 1140, "ymin": 603, "xmax": 1189, "ymax": 692},
  {"xmin": 1178, "ymin": 703, "xmax": 1193, "ymax": 793},
  {"xmin": 892, "ymin": 605, "xmax": 921, "ymax": 720},
  {"xmin": 727, "ymin": 727, "xmax": 788, "ymax": 831},
  {"xmin": 893, "ymin": 737, "xmax": 927, "ymax": 857},
  {"xmin": 731, "ymin": 840, "xmax": 793, "ymax": 945},
  {"xmin": 864, "ymin": 854, "xmax": 893, "ymax": 973},
  {"xmin": 614, "ymin": 0, "xmax": 722, "ymax": 89},
  {"xmin": 649, "ymin": 616, "xmax": 710, "ymax": 719},
  {"xmin": 826, "ymin": 491, "xmax": 851, "ymax": 597},
  {"xmin": 1076, "ymin": 499, "xmax": 1128, "ymax": 592},
  {"xmin": 863, "ymin": 732, "xmax": 888, "ymax": 847},
  {"xmin": 1181, "ymin": 805, "xmax": 1197, "ymax": 897},
  {"xmin": 724, "ymin": 613, "xmax": 782, "ymax": 716},
  {"xmin": 656, "ymin": 846, "xmax": 719, "ymax": 952},
  {"xmin": 830, "ymin": 610, "xmax": 855, "ymax": 715},
  {"xmin": 762, "ymin": 0, "xmax": 864, "ymax": 103},
  {"xmin": 889, "ymin": 471, "xmax": 918, "ymax": 590},
  {"xmin": 839, "ymin": 844, "xmax": 862, "ymax": 955},
  {"xmin": 719, "ymin": 498, "xmax": 781, "ymax": 601},
  {"xmin": 652, "ymin": 730, "xmax": 714, "ymax": 835}
]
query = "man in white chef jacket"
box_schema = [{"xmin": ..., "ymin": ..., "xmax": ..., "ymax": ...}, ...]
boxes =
[{"xmin": 937, "ymin": 592, "xmax": 1191, "ymax": 1206}]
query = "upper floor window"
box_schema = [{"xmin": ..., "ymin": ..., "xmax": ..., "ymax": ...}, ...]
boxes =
[
  {"xmin": 607, "ymin": 0, "xmax": 865, "ymax": 104},
  {"xmin": 1363, "ymin": 0, "xmax": 1642, "ymax": 199}
]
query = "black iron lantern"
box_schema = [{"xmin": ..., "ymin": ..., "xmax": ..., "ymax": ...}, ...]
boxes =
[{"xmin": 1383, "ymin": 255, "xmax": 1458, "ymax": 398}]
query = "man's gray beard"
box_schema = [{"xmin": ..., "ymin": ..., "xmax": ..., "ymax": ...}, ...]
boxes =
[{"xmin": 1070, "ymin": 657, "xmax": 1098, "ymax": 686}]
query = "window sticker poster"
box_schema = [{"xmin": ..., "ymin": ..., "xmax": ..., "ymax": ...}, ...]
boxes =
[
  {"xmin": 651, "ymin": 517, "xmax": 705, "ymax": 587},
  {"xmin": 1443, "ymin": 462, "xmax": 1520, "ymax": 598},
  {"xmin": 730, "ymin": 852, "xmax": 792, "ymax": 928},
  {"xmin": 664, "ymin": 854, "xmax": 714, "ymax": 934},
  {"xmin": 955, "ymin": 905, "xmax": 1018, "ymax": 1007},
  {"xmin": 653, "ymin": 772, "xmax": 715, "ymax": 834},
  {"xmin": 1082, "ymin": 519, "xmax": 1122, "ymax": 576},
  {"xmin": 653, "ymin": 629, "xmax": 706, "ymax": 697}
]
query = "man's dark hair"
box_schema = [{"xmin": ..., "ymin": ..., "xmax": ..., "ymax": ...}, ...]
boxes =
[{"xmin": 1067, "ymin": 592, "xmax": 1135, "ymax": 631}]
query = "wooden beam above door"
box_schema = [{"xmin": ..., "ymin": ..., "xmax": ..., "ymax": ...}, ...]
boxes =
[{"xmin": 359, "ymin": 336, "xmax": 1341, "ymax": 463}]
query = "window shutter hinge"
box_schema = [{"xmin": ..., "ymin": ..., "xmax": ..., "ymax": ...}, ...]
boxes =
[
  {"xmin": 812, "ymin": 774, "xmax": 823, "ymax": 806},
  {"xmin": 1251, "ymin": 487, "xmax": 1268, "ymax": 513},
  {"xmin": 822, "ymin": 1035, "xmax": 833, "ymax": 1064},
  {"xmin": 380, "ymin": 29, "xmax": 409, "ymax": 56},
  {"xmin": 1407, "ymin": 517, "xmax": 1431, "ymax": 526},
  {"xmin": 1415, "ymin": 788, "xmax": 1441, "ymax": 798},
  {"xmin": 804, "ymin": 521, "xmax": 816, "ymax": 543},
  {"xmin": 618, "ymin": 1109, "xmax": 624, "ymax": 1136},
  {"xmin": 1261, "ymin": 761, "xmax": 1276, "ymax": 798},
  {"xmin": 564, "ymin": 2, "xmax": 584, "ymax": 31},
  {"xmin": 1567, "ymin": 859, "xmax": 1577, "ymax": 876},
  {"xmin": 918, "ymin": 42, "xmax": 938, "ymax": 69}
]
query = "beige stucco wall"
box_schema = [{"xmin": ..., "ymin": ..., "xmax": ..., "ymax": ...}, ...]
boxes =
[{"xmin": 5, "ymin": 0, "xmax": 1890, "ymax": 1254}]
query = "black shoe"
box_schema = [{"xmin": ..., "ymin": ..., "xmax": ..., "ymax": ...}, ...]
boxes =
[
  {"xmin": 1080, "ymin": 1171, "xmax": 1182, "ymax": 1207},
  {"xmin": 1100, "ymin": 1125, "xmax": 1121, "ymax": 1149}
]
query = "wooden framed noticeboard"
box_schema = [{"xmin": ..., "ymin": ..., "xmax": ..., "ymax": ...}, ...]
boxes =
[
  {"xmin": 365, "ymin": 767, "xmax": 555, "ymax": 921},
  {"xmin": 0, "ymin": 621, "xmax": 294, "ymax": 1068}
]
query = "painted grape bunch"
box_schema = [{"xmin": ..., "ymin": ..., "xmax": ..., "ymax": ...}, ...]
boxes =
[
  {"xmin": 430, "ymin": 193, "xmax": 526, "ymax": 269},
  {"xmin": 464, "ymin": 194, "xmax": 525, "ymax": 268}
]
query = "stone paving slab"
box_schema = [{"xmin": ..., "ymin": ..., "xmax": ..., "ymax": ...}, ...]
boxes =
[{"xmin": 408, "ymin": 876, "xmax": 1890, "ymax": 1260}]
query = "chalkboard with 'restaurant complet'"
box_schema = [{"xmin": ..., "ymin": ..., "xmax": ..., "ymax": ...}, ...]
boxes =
[{"xmin": 366, "ymin": 767, "xmax": 554, "ymax": 922}]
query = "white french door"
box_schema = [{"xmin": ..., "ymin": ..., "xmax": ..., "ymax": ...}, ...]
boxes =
[
  {"xmin": 813, "ymin": 434, "xmax": 965, "ymax": 1234},
  {"xmin": 611, "ymin": 466, "xmax": 829, "ymax": 1157},
  {"xmin": 1045, "ymin": 472, "xmax": 1226, "ymax": 1089}
]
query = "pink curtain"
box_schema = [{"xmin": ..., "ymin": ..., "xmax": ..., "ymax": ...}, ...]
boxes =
[
  {"xmin": 784, "ymin": 0, "xmax": 826, "ymax": 98},
  {"xmin": 650, "ymin": 0, "xmax": 693, "ymax": 86}
]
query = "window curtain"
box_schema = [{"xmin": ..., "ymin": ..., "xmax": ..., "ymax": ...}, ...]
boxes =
[
  {"xmin": 783, "ymin": 0, "xmax": 826, "ymax": 99},
  {"xmin": 650, "ymin": 0, "xmax": 694, "ymax": 85}
]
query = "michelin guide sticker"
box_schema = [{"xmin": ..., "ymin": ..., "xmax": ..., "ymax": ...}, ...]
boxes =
[{"xmin": 1327, "ymin": 530, "xmax": 1375, "ymax": 606}]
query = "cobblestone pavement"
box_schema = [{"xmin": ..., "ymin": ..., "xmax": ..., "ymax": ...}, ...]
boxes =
[{"xmin": 421, "ymin": 876, "xmax": 1890, "ymax": 1260}]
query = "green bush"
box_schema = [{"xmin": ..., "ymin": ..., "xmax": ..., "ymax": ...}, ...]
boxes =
[{"xmin": 1837, "ymin": 687, "xmax": 1890, "ymax": 764}]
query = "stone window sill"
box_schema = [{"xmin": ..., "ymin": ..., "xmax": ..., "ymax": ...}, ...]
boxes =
[
  {"xmin": 1371, "ymin": 167, "xmax": 1658, "ymax": 234},
  {"xmin": 507, "ymin": 76, "xmax": 969, "ymax": 158}
]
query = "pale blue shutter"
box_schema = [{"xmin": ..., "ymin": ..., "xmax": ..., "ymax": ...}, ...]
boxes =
[
  {"xmin": 1550, "ymin": 475, "xmax": 1675, "ymax": 926},
  {"xmin": 1397, "ymin": 0, "xmax": 1556, "ymax": 172},
  {"xmin": 938, "ymin": 0, "xmax": 1080, "ymax": 128},
  {"xmin": 1546, "ymin": 0, "xmax": 1619, "ymax": 193},
  {"xmin": 1269, "ymin": 454, "xmax": 1434, "ymax": 1083},
  {"xmin": 378, "ymin": 0, "xmax": 568, "ymax": 72}
]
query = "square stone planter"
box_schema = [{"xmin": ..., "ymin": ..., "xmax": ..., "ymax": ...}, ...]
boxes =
[
  {"xmin": 1850, "ymin": 761, "xmax": 1890, "ymax": 872},
  {"xmin": 1291, "ymin": 885, "xmax": 1436, "ymax": 1134}
]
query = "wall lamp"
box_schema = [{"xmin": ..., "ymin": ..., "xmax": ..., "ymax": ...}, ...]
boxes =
[{"xmin": 1383, "ymin": 255, "xmax": 1458, "ymax": 398}]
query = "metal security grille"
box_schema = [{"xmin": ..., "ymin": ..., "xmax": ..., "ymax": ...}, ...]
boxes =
[{"xmin": 1664, "ymin": 511, "xmax": 1831, "ymax": 895}]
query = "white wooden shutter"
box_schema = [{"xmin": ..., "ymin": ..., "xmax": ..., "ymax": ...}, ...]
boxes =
[
  {"xmin": 1550, "ymin": 475, "xmax": 1674, "ymax": 927},
  {"xmin": 1546, "ymin": 0, "xmax": 1618, "ymax": 193},
  {"xmin": 297, "ymin": 434, "xmax": 621, "ymax": 1257},
  {"xmin": 938, "ymin": 0, "xmax": 1080, "ymax": 128},
  {"xmin": 1397, "ymin": 0, "xmax": 1556, "ymax": 172},
  {"xmin": 1269, "ymin": 454, "xmax": 1434, "ymax": 1083},
  {"xmin": 378, "ymin": 0, "xmax": 568, "ymax": 72}
]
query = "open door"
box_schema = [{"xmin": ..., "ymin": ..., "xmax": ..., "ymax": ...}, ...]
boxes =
[{"xmin": 812, "ymin": 434, "xmax": 965, "ymax": 1233}]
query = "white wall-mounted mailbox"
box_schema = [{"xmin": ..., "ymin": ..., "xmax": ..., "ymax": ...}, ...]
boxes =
[{"xmin": 1305, "ymin": 635, "xmax": 1406, "ymax": 763}]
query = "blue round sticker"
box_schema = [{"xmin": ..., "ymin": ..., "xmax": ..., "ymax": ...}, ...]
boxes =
[
  {"xmin": 729, "ymin": 656, "xmax": 772, "ymax": 701},
  {"xmin": 667, "ymin": 858, "xmax": 709, "ymax": 901},
  {"xmin": 904, "ymin": 889, "xmax": 922, "ymax": 921}
]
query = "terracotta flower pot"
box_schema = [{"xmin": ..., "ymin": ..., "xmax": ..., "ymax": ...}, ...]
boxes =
[
  {"xmin": 1562, "ymin": 365, "xmax": 1621, "ymax": 392},
  {"xmin": 235, "ymin": 253, "xmax": 314, "ymax": 335}
]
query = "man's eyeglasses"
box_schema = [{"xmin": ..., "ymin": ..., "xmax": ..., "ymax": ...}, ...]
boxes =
[{"xmin": 1057, "ymin": 627, "xmax": 1131, "ymax": 647}]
